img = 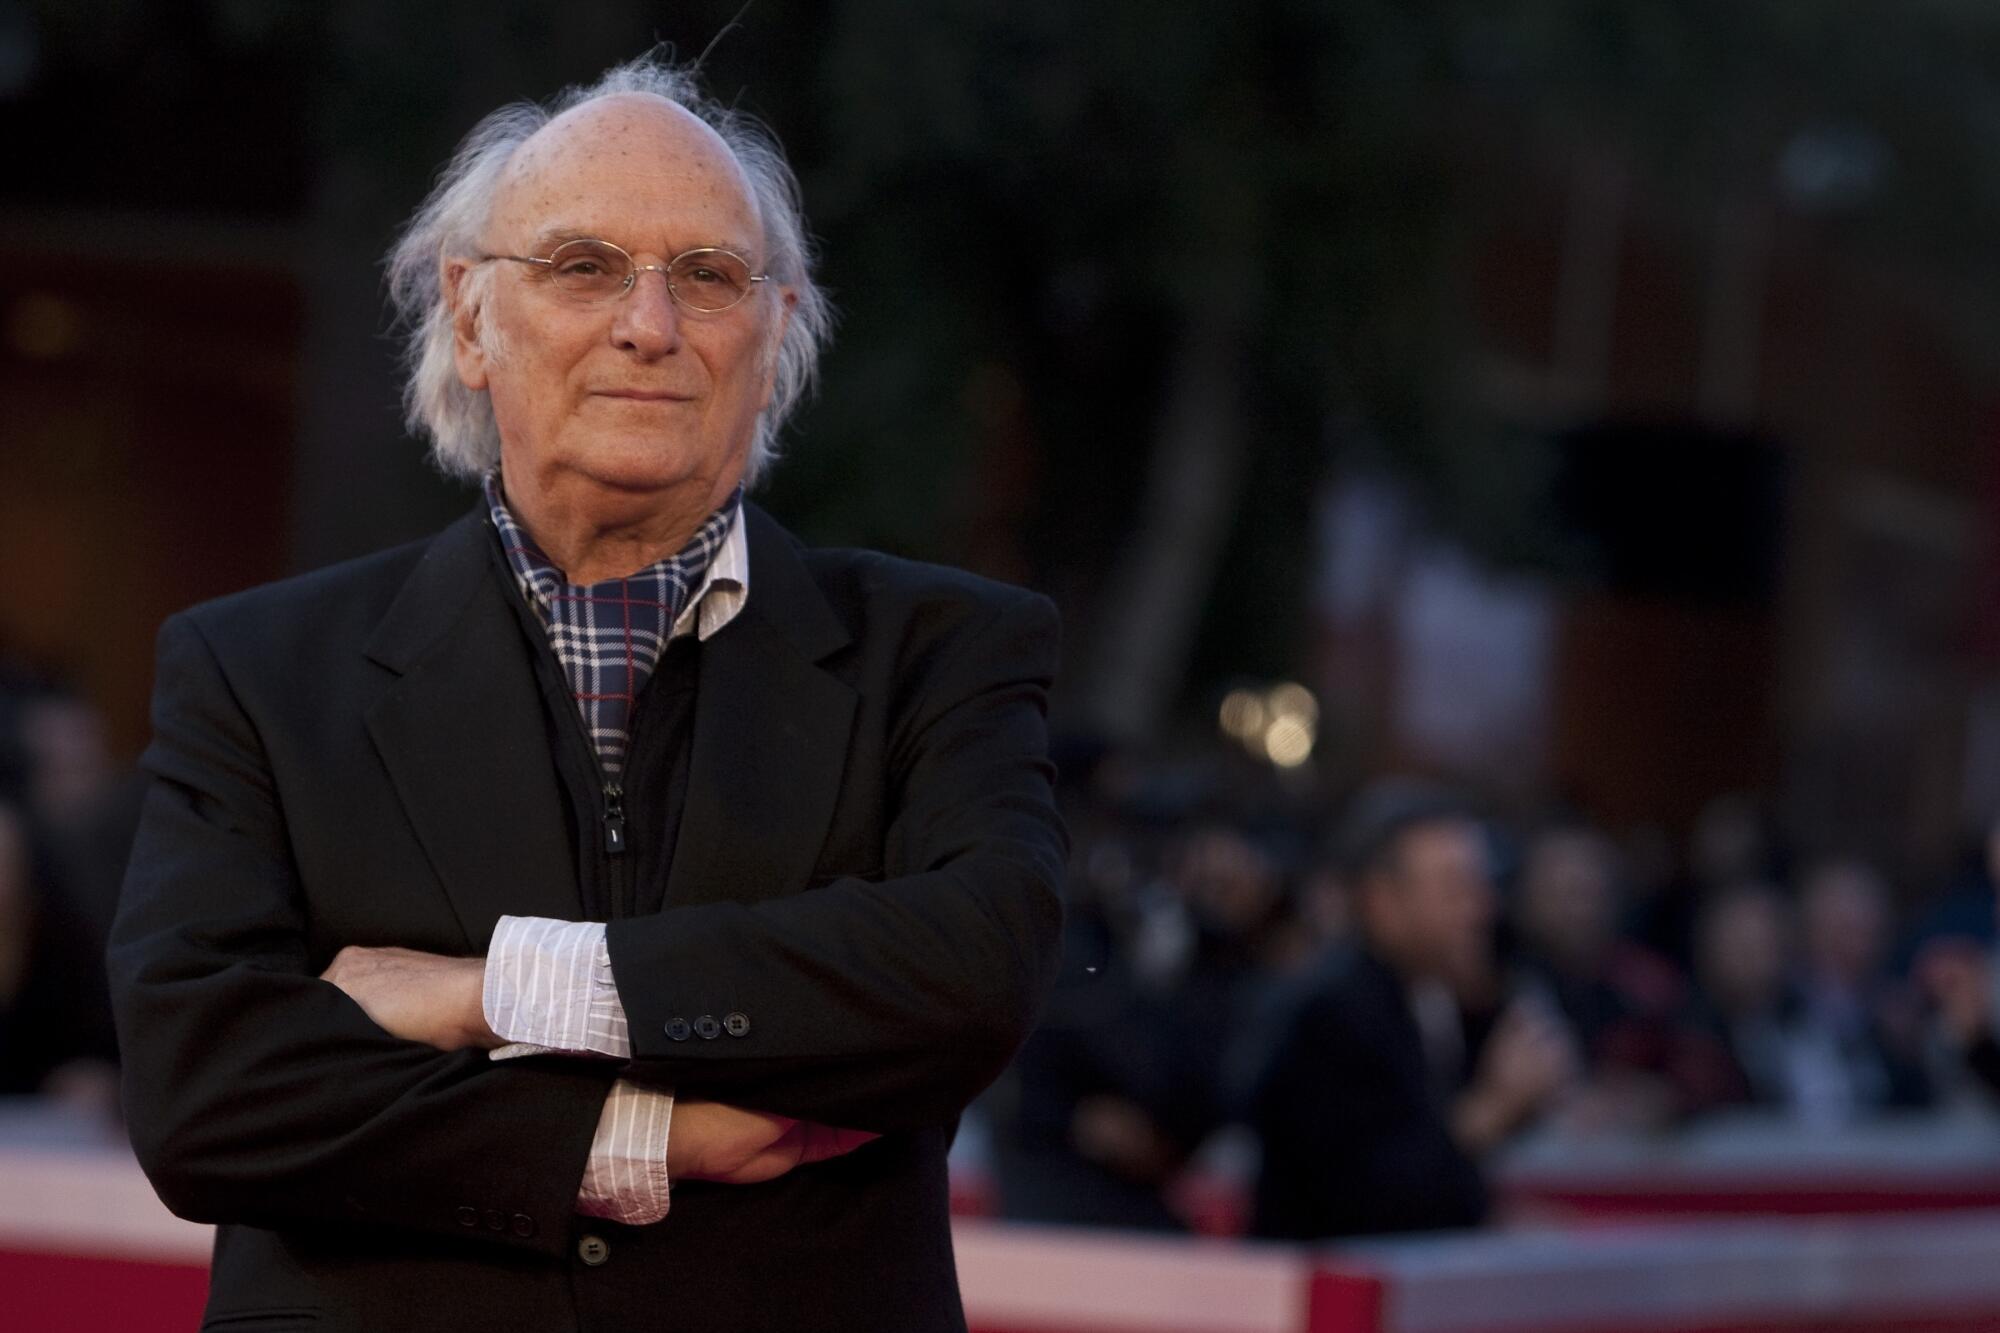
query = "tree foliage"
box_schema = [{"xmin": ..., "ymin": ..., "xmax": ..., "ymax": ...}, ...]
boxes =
[{"xmin": 13, "ymin": 0, "xmax": 2000, "ymax": 726}]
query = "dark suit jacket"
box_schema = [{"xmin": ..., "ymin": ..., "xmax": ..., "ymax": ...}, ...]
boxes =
[
  {"xmin": 107, "ymin": 502, "xmax": 1066, "ymax": 1333},
  {"xmin": 1249, "ymin": 948, "xmax": 1488, "ymax": 1240}
]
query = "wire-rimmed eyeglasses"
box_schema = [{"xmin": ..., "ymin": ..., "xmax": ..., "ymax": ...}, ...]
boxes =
[{"xmin": 476, "ymin": 237, "xmax": 771, "ymax": 312}]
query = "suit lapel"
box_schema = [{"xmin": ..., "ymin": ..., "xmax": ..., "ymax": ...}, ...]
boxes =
[
  {"xmin": 362, "ymin": 510, "xmax": 581, "ymax": 948},
  {"xmin": 665, "ymin": 504, "xmax": 858, "ymax": 910}
]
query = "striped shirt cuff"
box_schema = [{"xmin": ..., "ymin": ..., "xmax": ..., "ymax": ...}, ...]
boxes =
[
  {"xmin": 483, "ymin": 915, "xmax": 632, "ymax": 1060},
  {"xmin": 577, "ymin": 1079, "xmax": 675, "ymax": 1224}
]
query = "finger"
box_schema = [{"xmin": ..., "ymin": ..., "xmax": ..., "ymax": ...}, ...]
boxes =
[{"xmin": 798, "ymin": 1125, "xmax": 878, "ymax": 1164}]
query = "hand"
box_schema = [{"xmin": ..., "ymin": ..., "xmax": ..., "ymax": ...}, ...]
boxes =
[
  {"xmin": 38, "ymin": 1058, "xmax": 122, "ymax": 1125},
  {"xmin": 1453, "ymin": 1001, "xmax": 1576, "ymax": 1153},
  {"xmin": 1916, "ymin": 938, "xmax": 1994, "ymax": 1047},
  {"xmin": 666, "ymin": 1100, "xmax": 878, "ymax": 1185},
  {"xmin": 1070, "ymin": 1094, "xmax": 1181, "ymax": 1184},
  {"xmin": 319, "ymin": 945, "xmax": 497, "ymax": 1051}
]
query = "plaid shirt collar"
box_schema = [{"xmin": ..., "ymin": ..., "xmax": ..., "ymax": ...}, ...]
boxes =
[{"xmin": 482, "ymin": 470, "xmax": 746, "ymax": 779}]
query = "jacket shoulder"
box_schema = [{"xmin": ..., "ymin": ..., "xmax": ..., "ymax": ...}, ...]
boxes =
[
  {"xmin": 798, "ymin": 541, "xmax": 1053, "ymax": 633},
  {"xmin": 168, "ymin": 531, "xmax": 439, "ymax": 659}
]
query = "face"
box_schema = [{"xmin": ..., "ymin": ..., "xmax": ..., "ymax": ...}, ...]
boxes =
[
  {"xmin": 1800, "ymin": 862, "xmax": 1886, "ymax": 984},
  {"xmin": 1170, "ymin": 825, "xmax": 1278, "ymax": 936},
  {"xmin": 1519, "ymin": 830, "xmax": 1619, "ymax": 969},
  {"xmin": 1699, "ymin": 890, "xmax": 1791, "ymax": 1013},
  {"xmin": 447, "ymin": 94, "xmax": 792, "ymax": 515},
  {"xmin": 1362, "ymin": 819, "xmax": 1496, "ymax": 985},
  {"xmin": 21, "ymin": 696, "xmax": 111, "ymax": 828}
]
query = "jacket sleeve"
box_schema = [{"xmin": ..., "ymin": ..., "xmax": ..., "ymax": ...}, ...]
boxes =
[
  {"xmin": 108, "ymin": 613, "xmax": 613, "ymax": 1255},
  {"xmin": 603, "ymin": 588, "xmax": 1068, "ymax": 1133}
]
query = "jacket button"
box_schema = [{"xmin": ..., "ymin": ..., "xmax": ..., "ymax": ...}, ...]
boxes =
[
  {"xmin": 578, "ymin": 1234, "xmax": 610, "ymax": 1267},
  {"xmin": 665, "ymin": 1018, "xmax": 692, "ymax": 1042},
  {"xmin": 694, "ymin": 1014, "xmax": 721, "ymax": 1040},
  {"xmin": 510, "ymin": 1213, "xmax": 536, "ymax": 1238},
  {"xmin": 483, "ymin": 1209, "xmax": 506, "ymax": 1231},
  {"xmin": 455, "ymin": 1206, "xmax": 478, "ymax": 1228},
  {"xmin": 723, "ymin": 1012, "xmax": 750, "ymax": 1038}
]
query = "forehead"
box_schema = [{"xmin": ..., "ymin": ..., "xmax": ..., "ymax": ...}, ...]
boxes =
[{"xmin": 490, "ymin": 93, "xmax": 765, "ymax": 253}]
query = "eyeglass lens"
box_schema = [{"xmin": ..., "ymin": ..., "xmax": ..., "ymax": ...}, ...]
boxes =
[{"xmin": 547, "ymin": 240, "xmax": 755, "ymax": 311}]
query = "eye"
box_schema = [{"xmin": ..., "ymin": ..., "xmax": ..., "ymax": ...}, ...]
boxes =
[{"xmin": 546, "ymin": 240, "xmax": 630, "ymax": 294}]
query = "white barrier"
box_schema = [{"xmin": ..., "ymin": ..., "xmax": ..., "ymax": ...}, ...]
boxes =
[
  {"xmin": 1337, "ymin": 1215, "xmax": 2000, "ymax": 1332},
  {"xmin": 952, "ymin": 1220, "xmax": 1308, "ymax": 1333}
]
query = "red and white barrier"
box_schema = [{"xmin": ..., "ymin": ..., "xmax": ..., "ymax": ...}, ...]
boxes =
[{"xmin": 14, "ymin": 1132, "xmax": 2000, "ymax": 1333}]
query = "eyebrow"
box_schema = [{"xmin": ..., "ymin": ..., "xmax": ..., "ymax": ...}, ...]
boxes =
[
  {"xmin": 523, "ymin": 226, "xmax": 760, "ymax": 258},
  {"xmin": 524, "ymin": 226, "xmax": 598, "ymax": 252}
]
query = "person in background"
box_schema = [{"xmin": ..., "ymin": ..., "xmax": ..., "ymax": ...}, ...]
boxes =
[
  {"xmin": 1915, "ymin": 818, "xmax": 2000, "ymax": 1094},
  {"xmin": 1790, "ymin": 859, "xmax": 1930, "ymax": 1122},
  {"xmin": 997, "ymin": 816, "xmax": 1285, "ymax": 1231},
  {"xmin": 0, "ymin": 800, "xmax": 119, "ymax": 1108},
  {"xmin": 1250, "ymin": 788, "xmax": 1573, "ymax": 1240},
  {"xmin": 1670, "ymin": 882, "xmax": 1799, "ymax": 1114},
  {"xmin": 5, "ymin": 678, "xmax": 144, "ymax": 955},
  {"xmin": 1637, "ymin": 793, "xmax": 1781, "ymax": 971},
  {"xmin": 1510, "ymin": 823, "xmax": 1685, "ymax": 1132}
]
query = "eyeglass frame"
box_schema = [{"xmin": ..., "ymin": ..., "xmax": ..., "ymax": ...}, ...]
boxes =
[{"xmin": 473, "ymin": 237, "xmax": 773, "ymax": 312}]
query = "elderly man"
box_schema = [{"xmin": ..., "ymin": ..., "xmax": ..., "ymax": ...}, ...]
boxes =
[{"xmin": 108, "ymin": 56, "xmax": 1065, "ymax": 1333}]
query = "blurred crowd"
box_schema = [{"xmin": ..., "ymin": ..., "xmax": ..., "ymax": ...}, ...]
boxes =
[
  {"xmin": 982, "ymin": 735, "xmax": 2000, "ymax": 1239},
  {"xmin": 0, "ymin": 664, "xmax": 135, "ymax": 1117},
  {"xmin": 10, "ymin": 658, "xmax": 2000, "ymax": 1239}
]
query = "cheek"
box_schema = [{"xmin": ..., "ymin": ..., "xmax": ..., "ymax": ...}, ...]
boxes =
[
  {"xmin": 721, "ymin": 312, "xmax": 784, "ymax": 392},
  {"xmin": 487, "ymin": 321, "xmax": 590, "ymax": 413},
  {"xmin": 698, "ymin": 330, "xmax": 775, "ymax": 412}
]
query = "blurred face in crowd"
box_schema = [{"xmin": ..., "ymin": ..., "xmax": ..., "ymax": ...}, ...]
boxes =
[
  {"xmin": 1698, "ymin": 886, "xmax": 1792, "ymax": 1016},
  {"xmin": 1691, "ymin": 793, "xmax": 1769, "ymax": 887},
  {"xmin": 1359, "ymin": 817, "xmax": 1495, "ymax": 987},
  {"xmin": 1799, "ymin": 860, "xmax": 1888, "ymax": 987},
  {"xmin": 21, "ymin": 695, "xmax": 112, "ymax": 830},
  {"xmin": 1170, "ymin": 824, "xmax": 1279, "ymax": 938},
  {"xmin": 1518, "ymin": 828, "xmax": 1620, "ymax": 974},
  {"xmin": 448, "ymin": 94, "xmax": 791, "ymax": 523}
]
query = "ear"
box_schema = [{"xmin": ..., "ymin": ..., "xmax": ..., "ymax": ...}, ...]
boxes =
[{"xmin": 444, "ymin": 257, "xmax": 490, "ymax": 391}]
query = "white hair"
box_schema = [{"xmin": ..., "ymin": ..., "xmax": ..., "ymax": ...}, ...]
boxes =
[{"xmin": 383, "ymin": 54, "xmax": 833, "ymax": 487}]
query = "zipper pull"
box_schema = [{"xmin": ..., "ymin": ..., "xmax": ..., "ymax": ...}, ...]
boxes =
[{"xmin": 603, "ymin": 783, "xmax": 628, "ymax": 856}]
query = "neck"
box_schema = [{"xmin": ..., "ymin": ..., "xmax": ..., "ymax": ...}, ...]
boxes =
[{"xmin": 502, "ymin": 474, "xmax": 734, "ymax": 584}]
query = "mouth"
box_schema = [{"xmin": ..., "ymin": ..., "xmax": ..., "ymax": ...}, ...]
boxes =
[{"xmin": 593, "ymin": 389, "xmax": 695, "ymax": 402}]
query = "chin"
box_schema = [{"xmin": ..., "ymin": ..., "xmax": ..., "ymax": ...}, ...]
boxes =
[{"xmin": 575, "ymin": 436, "xmax": 709, "ymax": 493}]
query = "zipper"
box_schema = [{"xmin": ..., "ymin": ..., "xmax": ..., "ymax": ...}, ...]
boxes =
[{"xmin": 603, "ymin": 781, "xmax": 628, "ymax": 856}]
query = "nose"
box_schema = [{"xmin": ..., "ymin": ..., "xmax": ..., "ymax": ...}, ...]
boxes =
[{"xmin": 610, "ymin": 266, "xmax": 681, "ymax": 358}]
